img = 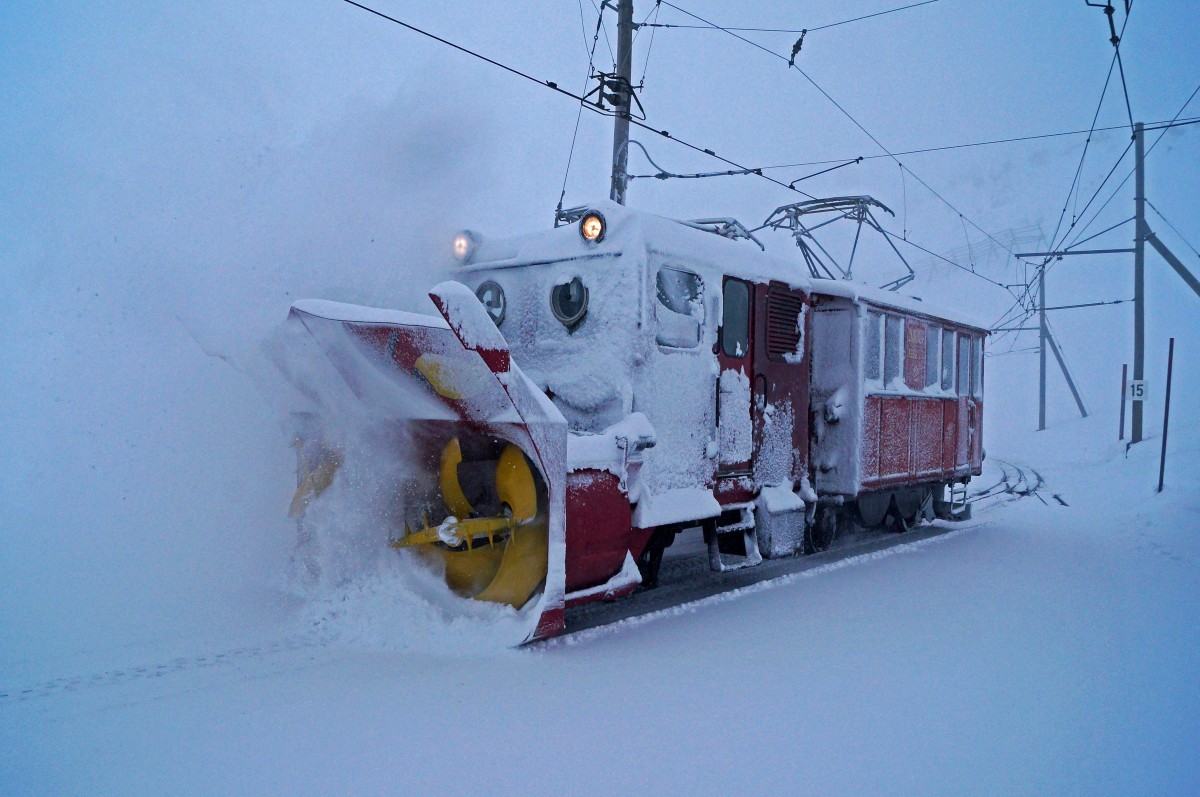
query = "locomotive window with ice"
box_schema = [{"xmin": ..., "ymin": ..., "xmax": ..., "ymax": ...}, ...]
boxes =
[
  {"xmin": 925, "ymin": 325, "xmax": 941, "ymax": 390},
  {"xmin": 971, "ymin": 336, "xmax": 983, "ymax": 398},
  {"xmin": 655, "ymin": 266, "xmax": 703, "ymax": 348},
  {"xmin": 941, "ymin": 328, "xmax": 956, "ymax": 392},
  {"xmin": 957, "ymin": 334, "xmax": 971, "ymax": 394},
  {"xmin": 721, "ymin": 279, "xmax": 750, "ymax": 358},
  {"xmin": 865, "ymin": 311, "xmax": 883, "ymax": 383},
  {"xmin": 884, "ymin": 314, "xmax": 903, "ymax": 387}
]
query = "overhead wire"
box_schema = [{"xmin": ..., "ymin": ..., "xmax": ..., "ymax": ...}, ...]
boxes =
[
  {"xmin": 641, "ymin": 0, "xmax": 939, "ymax": 35},
  {"xmin": 706, "ymin": 117, "xmax": 1199, "ymax": 173},
  {"xmin": 1064, "ymin": 87, "xmax": 1200, "ymax": 248},
  {"xmin": 658, "ymin": 0, "xmax": 1026, "ymax": 278},
  {"xmin": 1147, "ymin": 200, "xmax": 1200, "ymax": 262},
  {"xmin": 557, "ymin": 2, "xmax": 607, "ymax": 220},
  {"xmin": 338, "ymin": 0, "xmax": 820, "ymax": 201},
  {"xmin": 990, "ymin": 6, "xmax": 1136, "ymax": 332},
  {"xmin": 635, "ymin": 1, "xmax": 662, "ymax": 87},
  {"xmin": 588, "ymin": 0, "xmax": 617, "ymax": 67}
]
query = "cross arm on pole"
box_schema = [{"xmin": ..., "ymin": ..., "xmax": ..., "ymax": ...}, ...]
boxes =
[{"xmin": 1145, "ymin": 229, "xmax": 1200, "ymax": 299}]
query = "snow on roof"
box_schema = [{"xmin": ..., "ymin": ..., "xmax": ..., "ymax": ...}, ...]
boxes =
[
  {"xmin": 456, "ymin": 200, "xmax": 987, "ymax": 332},
  {"xmin": 456, "ymin": 200, "xmax": 810, "ymax": 289},
  {"xmin": 292, "ymin": 299, "xmax": 449, "ymax": 329},
  {"xmin": 810, "ymin": 279, "xmax": 990, "ymax": 333}
]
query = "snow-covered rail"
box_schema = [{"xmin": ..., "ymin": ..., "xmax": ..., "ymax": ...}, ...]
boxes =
[{"xmin": 967, "ymin": 458, "xmax": 1045, "ymax": 512}]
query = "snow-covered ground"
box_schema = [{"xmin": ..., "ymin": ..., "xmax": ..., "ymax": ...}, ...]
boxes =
[
  {"xmin": 5, "ymin": 3, "xmax": 1200, "ymax": 793},
  {"xmin": 4, "ymin": 353, "xmax": 1198, "ymax": 795}
]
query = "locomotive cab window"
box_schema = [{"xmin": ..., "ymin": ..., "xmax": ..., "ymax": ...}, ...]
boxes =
[
  {"xmin": 925, "ymin": 325, "xmax": 941, "ymax": 390},
  {"xmin": 884, "ymin": 314, "xmax": 903, "ymax": 387},
  {"xmin": 941, "ymin": 329, "xmax": 956, "ymax": 392},
  {"xmin": 865, "ymin": 311, "xmax": 883, "ymax": 383},
  {"xmin": 957, "ymin": 334, "xmax": 971, "ymax": 394},
  {"xmin": 971, "ymin": 336, "xmax": 983, "ymax": 398},
  {"xmin": 655, "ymin": 266, "xmax": 703, "ymax": 349},
  {"xmin": 721, "ymin": 279, "xmax": 750, "ymax": 358}
]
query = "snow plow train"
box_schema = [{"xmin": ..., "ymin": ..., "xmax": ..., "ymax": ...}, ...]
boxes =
[{"xmin": 279, "ymin": 202, "xmax": 986, "ymax": 643}]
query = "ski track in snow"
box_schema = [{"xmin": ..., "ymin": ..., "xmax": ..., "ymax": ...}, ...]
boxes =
[{"xmin": 0, "ymin": 633, "xmax": 324, "ymax": 707}]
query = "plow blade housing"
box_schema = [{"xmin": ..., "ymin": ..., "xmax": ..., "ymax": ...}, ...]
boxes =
[{"xmin": 277, "ymin": 282, "xmax": 567, "ymax": 642}]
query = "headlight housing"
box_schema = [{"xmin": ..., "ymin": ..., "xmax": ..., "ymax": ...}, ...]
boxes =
[
  {"xmin": 550, "ymin": 277, "xmax": 588, "ymax": 330},
  {"xmin": 475, "ymin": 280, "xmax": 506, "ymax": 327},
  {"xmin": 579, "ymin": 211, "xmax": 606, "ymax": 243}
]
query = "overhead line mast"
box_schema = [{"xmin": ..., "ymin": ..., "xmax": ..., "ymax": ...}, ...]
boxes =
[{"xmin": 609, "ymin": 0, "xmax": 634, "ymax": 204}]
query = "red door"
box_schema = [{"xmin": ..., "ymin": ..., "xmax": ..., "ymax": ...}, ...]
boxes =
[
  {"xmin": 716, "ymin": 277, "xmax": 754, "ymax": 484},
  {"xmin": 752, "ymin": 283, "xmax": 810, "ymax": 484}
]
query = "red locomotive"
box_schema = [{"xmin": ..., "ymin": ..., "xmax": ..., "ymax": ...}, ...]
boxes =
[{"xmin": 281, "ymin": 200, "xmax": 986, "ymax": 642}]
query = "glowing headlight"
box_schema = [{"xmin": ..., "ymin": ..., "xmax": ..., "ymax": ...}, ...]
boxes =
[
  {"xmin": 579, "ymin": 211, "xmax": 606, "ymax": 243},
  {"xmin": 452, "ymin": 230, "xmax": 479, "ymax": 263}
]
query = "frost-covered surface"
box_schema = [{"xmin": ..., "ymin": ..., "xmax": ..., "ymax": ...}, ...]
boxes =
[
  {"xmin": 5, "ymin": 3, "xmax": 1200, "ymax": 793},
  {"xmin": 290, "ymin": 299, "xmax": 449, "ymax": 329},
  {"xmin": 631, "ymin": 486, "xmax": 721, "ymax": 528},
  {"xmin": 810, "ymin": 300, "xmax": 863, "ymax": 494},
  {"xmin": 6, "ymin": 390, "xmax": 1199, "ymax": 795}
]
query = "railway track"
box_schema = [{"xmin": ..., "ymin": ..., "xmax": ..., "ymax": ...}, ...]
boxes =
[
  {"xmin": 559, "ymin": 461, "xmax": 1049, "ymax": 640},
  {"xmin": 966, "ymin": 458, "xmax": 1047, "ymax": 511},
  {"xmin": 2, "ymin": 463, "xmax": 1050, "ymax": 695}
]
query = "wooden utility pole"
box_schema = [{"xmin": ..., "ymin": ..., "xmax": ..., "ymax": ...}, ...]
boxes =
[{"xmin": 609, "ymin": 0, "xmax": 634, "ymax": 205}]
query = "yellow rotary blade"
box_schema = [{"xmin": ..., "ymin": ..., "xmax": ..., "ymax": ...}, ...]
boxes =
[
  {"xmin": 495, "ymin": 444, "xmax": 537, "ymax": 522},
  {"xmin": 438, "ymin": 437, "xmax": 475, "ymax": 520}
]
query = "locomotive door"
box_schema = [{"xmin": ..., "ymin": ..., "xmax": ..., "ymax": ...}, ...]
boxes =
[
  {"xmin": 716, "ymin": 277, "xmax": 754, "ymax": 478},
  {"xmin": 752, "ymin": 283, "xmax": 809, "ymax": 485}
]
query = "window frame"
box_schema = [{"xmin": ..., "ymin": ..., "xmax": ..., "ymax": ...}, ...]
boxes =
[
  {"xmin": 957, "ymin": 334, "xmax": 971, "ymax": 395},
  {"xmin": 654, "ymin": 265, "xmax": 704, "ymax": 349},
  {"xmin": 924, "ymin": 324, "xmax": 941, "ymax": 391},
  {"xmin": 883, "ymin": 314, "xmax": 903, "ymax": 388},
  {"xmin": 941, "ymin": 329, "xmax": 956, "ymax": 393},
  {"xmin": 864, "ymin": 310, "xmax": 884, "ymax": 385},
  {"xmin": 720, "ymin": 278, "xmax": 752, "ymax": 359}
]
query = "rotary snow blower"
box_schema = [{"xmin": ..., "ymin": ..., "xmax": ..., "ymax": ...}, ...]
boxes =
[{"xmin": 277, "ymin": 282, "xmax": 567, "ymax": 641}]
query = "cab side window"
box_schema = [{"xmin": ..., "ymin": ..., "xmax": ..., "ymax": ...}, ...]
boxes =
[
  {"xmin": 941, "ymin": 329, "xmax": 956, "ymax": 392},
  {"xmin": 655, "ymin": 267, "xmax": 704, "ymax": 348},
  {"xmin": 925, "ymin": 325, "xmax": 941, "ymax": 390},
  {"xmin": 721, "ymin": 279, "xmax": 751, "ymax": 358},
  {"xmin": 957, "ymin": 334, "xmax": 971, "ymax": 395},
  {"xmin": 865, "ymin": 311, "xmax": 883, "ymax": 384},
  {"xmin": 883, "ymin": 314, "xmax": 903, "ymax": 387}
]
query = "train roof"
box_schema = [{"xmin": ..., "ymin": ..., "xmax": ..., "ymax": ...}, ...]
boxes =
[{"xmin": 457, "ymin": 200, "xmax": 988, "ymax": 334}]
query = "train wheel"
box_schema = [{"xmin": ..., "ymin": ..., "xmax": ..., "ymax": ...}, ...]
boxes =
[
  {"xmin": 806, "ymin": 505, "xmax": 839, "ymax": 553},
  {"xmin": 885, "ymin": 498, "xmax": 916, "ymax": 533}
]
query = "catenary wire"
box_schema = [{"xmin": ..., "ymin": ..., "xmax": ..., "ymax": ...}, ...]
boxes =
[
  {"xmin": 557, "ymin": 3, "xmax": 607, "ymax": 220},
  {"xmin": 339, "ymin": 0, "xmax": 819, "ymax": 200},
  {"xmin": 659, "ymin": 0, "xmax": 1026, "ymax": 269},
  {"xmin": 641, "ymin": 1, "xmax": 939, "ymax": 35},
  {"xmin": 1146, "ymin": 200, "xmax": 1200, "ymax": 262}
]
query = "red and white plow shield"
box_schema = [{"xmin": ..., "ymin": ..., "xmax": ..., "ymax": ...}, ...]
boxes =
[{"xmin": 279, "ymin": 281, "xmax": 567, "ymax": 643}]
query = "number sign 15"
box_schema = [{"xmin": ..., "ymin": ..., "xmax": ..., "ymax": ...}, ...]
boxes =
[{"xmin": 1127, "ymin": 380, "xmax": 1147, "ymax": 401}]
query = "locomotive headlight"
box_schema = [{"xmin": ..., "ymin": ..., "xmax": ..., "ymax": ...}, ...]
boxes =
[
  {"xmin": 452, "ymin": 230, "xmax": 479, "ymax": 263},
  {"xmin": 579, "ymin": 211, "xmax": 606, "ymax": 243}
]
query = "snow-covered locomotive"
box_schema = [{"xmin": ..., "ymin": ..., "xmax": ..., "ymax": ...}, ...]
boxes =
[{"xmin": 282, "ymin": 200, "xmax": 986, "ymax": 642}]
